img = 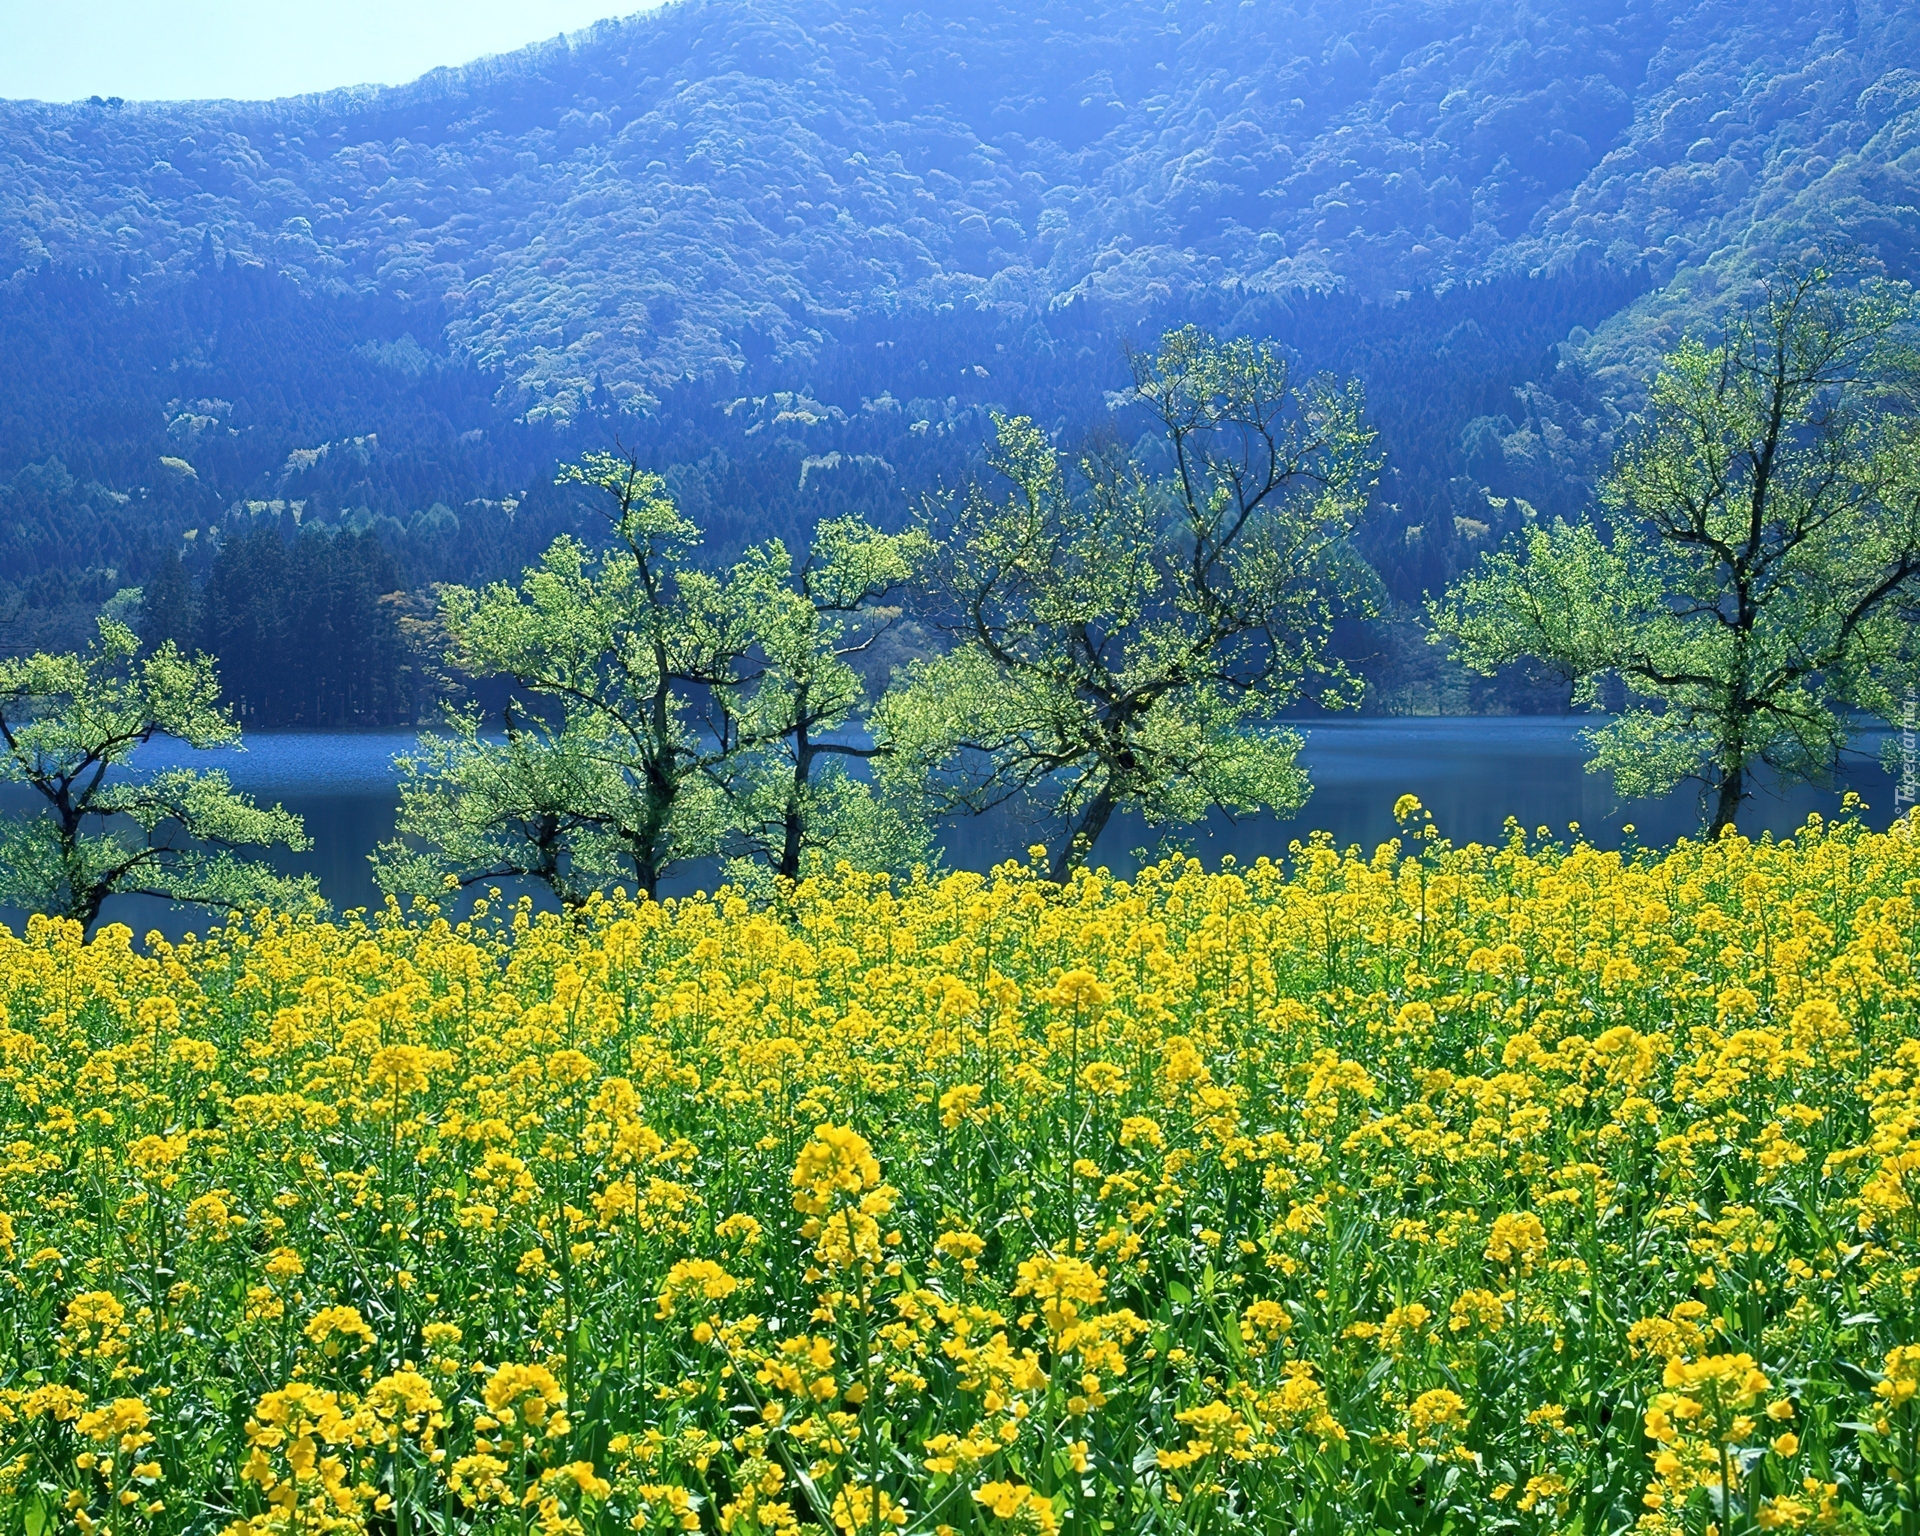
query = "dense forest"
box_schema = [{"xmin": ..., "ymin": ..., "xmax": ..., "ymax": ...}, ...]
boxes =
[{"xmin": 1, "ymin": 0, "xmax": 1915, "ymax": 721}]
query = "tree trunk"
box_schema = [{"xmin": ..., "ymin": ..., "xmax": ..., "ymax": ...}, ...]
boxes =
[
  {"xmin": 777, "ymin": 738, "xmax": 814, "ymax": 882},
  {"xmin": 55, "ymin": 815, "xmax": 105, "ymax": 934},
  {"xmin": 75, "ymin": 879, "xmax": 107, "ymax": 936},
  {"xmin": 1708, "ymin": 762, "xmax": 1745, "ymax": 838},
  {"xmin": 1049, "ymin": 782, "xmax": 1117, "ymax": 883},
  {"xmin": 528, "ymin": 813, "xmax": 570, "ymax": 907},
  {"xmin": 632, "ymin": 709, "xmax": 678, "ymax": 901},
  {"xmin": 777, "ymin": 797, "xmax": 805, "ymax": 882},
  {"xmin": 627, "ymin": 792, "xmax": 669, "ymax": 902}
]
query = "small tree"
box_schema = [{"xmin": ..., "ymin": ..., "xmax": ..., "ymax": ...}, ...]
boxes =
[
  {"xmin": 371, "ymin": 708, "xmax": 637, "ymax": 909},
  {"xmin": 1433, "ymin": 262, "xmax": 1920, "ymax": 834},
  {"xmin": 875, "ymin": 326, "xmax": 1379, "ymax": 880},
  {"xmin": 718, "ymin": 517, "xmax": 934, "ymax": 884},
  {"xmin": 402, "ymin": 451, "xmax": 746, "ymax": 901},
  {"xmin": 0, "ymin": 618, "xmax": 315, "ymax": 930}
]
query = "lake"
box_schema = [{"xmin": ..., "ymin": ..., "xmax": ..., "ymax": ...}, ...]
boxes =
[{"xmin": 1, "ymin": 717, "xmax": 1902, "ymax": 937}]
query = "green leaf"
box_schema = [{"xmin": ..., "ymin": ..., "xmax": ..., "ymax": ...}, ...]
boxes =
[
  {"xmin": 874, "ymin": 330, "xmax": 1375, "ymax": 879},
  {"xmin": 1831, "ymin": 1360, "xmax": 1882, "ymax": 1395}
]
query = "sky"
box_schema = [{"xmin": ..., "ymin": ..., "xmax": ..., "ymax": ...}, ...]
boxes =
[{"xmin": 0, "ymin": 0, "xmax": 658, "ymax": 103}]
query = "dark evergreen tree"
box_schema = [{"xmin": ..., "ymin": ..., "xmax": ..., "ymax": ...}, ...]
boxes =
[
  {"xmin": 194, "ymin": 523, "xmax": 405, "ymax": 725},
  {"xmin": 139, "ymin": 549, "xmax": 197, "ymax": 654}
]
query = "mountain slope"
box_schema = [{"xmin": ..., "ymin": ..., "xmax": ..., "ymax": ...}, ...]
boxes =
[{"xmin": 3, "ymin": 0, "xmax": 1913, "ymax": 420}]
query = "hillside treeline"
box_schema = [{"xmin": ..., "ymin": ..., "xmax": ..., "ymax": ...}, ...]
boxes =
[
  {"xmin": 3, "ymin": 0, "xmax": 1913, "ymax": 416},
  {"xmin": 0, "ymin": 253, "xmax": 1641, "ymax": 721},
  {"xmin": 2, "ymin": 0, "xmax": 1915, "ymax": 723}
]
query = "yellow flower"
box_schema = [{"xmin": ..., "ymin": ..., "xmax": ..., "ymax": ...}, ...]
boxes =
[
  {"xmin": 1876, "ymin": 1346, "xmax": 1920, "ymax": 1408},
  {"xmin": 483, "ymin": 1362, "xmax": 566, "ymax": 1428},
  {"xmin": 792, "ymin": 1125, "xmax": 885, "ymax": 1215},
  {"xmin": 832, "ymin": 1486, "xmax": 907, "ymax": 1534},
  {"xmin": 1043, "ymin": 970, "xmax": 1112, "ymax": 1011},
  {"xmin": 1517, "ymin": 1474, "xmax": 1568, "ymax": 1514},
  {"xmin": 940, "ymin": 1084, "xmax": 987, "ymax": 1128},
  {"xmin": 1240, "ymin": 1299, "xmax": 1293, "ymax": 1354},
  {"xmin": 61, "ymin": 1292, "xmax": 131, "ymax": 1361},
  {"xmin": 6, "ymin": 802, "xmax": 1920, "ymax": 1534},
  {"xmin": 367, "ymin": 1042, "xmax": 432, "ymax": 1098},
  {"xmin": 303, "ymin": 1305, "xmax": 374, "ymax": 1355},
  {"xmin": 657, "ymin": 1258, "xmax": 740, "ymax": 1318},
  {"xmin": 263, "ymin": 1247, "xmax": 306, "ymax": 1281},
  {"xmin": 184, "ymin": 1191, "xmax": 237, "ymax": 1242},
  {"xmin": 1407, "ymin": 1389, "xmax": 1469, "ymax": 1445},
  {"xmin": 1012, "ymin": 1252, "xmax": 1105, "ymax": 1335},
  {"xmin": 972, "ymin": 1481, "xmax": 1054, "ymax": 1533},
  {"xmin": 1448, "ymin": 1288, "xmax": 1509, "ymax": 1336},
  {"xmin": 1378, "ymin": 1302, "xmax": 1431, "ymax": 1355},
  {"xmin": 1484, "ymin": 1212, "xmax": 1548, "ymax": 1272}
]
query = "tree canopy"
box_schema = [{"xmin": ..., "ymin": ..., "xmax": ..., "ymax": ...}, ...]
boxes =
[
  {"xmin": 408, "ymin": 453, "xmax": 745, "ymax": 901},
  {"xmin": 5, "ymin": 0, "xmax": 1913, "ymax": 417},
  {"xmin": 0, "ymin": 617, "xmax": 315, "ymax": 928},
  {"xmin": 379, "ymin": 453, "xmax": 933, "ymax": 904},
  {"xmin": 878, "ymin": 327, "xmax": 1378, "ymax": 879},
  {"xmin": 3, "ymin": 0, "xmax": 1917, "ymax": 730},
  {"xmin": 1434, "ymin": 263, "xmax": 1920, "ymax": 832},
  {"xmin": 714, "ymin": 516, "xmax": 933, "ymax": 886}
]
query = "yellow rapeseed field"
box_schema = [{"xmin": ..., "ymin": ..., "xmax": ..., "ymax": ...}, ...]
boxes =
[{"xmin": 5, "ymin": 798, "xmax": 1920, "ymax": 1536}]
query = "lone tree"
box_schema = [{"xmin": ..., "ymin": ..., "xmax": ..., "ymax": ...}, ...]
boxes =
[
  {"xmin": 876, "ymin": 326, "xmax": 1379, "ymax": 880},
  {"xmin": 0, "ymin": 618, "xmax": 315, "ymax": 930},
  {"xmin": 1434, "ymin": 261, "xmax": 1920, "ymax": 834}
]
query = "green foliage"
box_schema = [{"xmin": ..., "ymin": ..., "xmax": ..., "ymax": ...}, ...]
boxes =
[
  {"xmin": 0, "ymin": 618, "xmax": 315, "ymax": 927},
  {"xmin": 371, "ymin": 711, "xmax": 630, "ymax": 909},
  {"xmin": 878, "ymin": 327, "xmax": 1378, "ymax": 879},
  {"xmin": 1434, "ymin": 263, "xmax": 1920, "ymax": 831},
  {"xmin": 720, "ymin": 759, "xmax": 933, "ymax": 904},
  {"xmin": 3, "ymin": 1, "xmax": 1917, "ymax": 731},
  {"xmin": 197, "ymin": 521, "xmax": 420, "ymax": 726},
  {"xmin": 7, "ymin": 0, "xmax": 1912, "ymax": 419},
  {"xmin": 415, "ymin": 454, "xmax": 743, "ymax": 899},
  {"xmin": 717, "ymin": 518, "xmax": 935, "ymax": 884},
  {"xmin": 1556, "ymin": 30, "xmax": 1920, "ymax": 392},
  {"xmin": 383, "ymin": 456, "xmax": 935, "ymax": 902}
]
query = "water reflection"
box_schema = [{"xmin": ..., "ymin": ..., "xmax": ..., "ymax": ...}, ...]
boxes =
[
  {"xmin": 0, "ymin": 719, "xmax": 1897, "ymax": 939},
  {"xmin": 1031, "ymin": 717, "xmax": 1899, "ymax": 876}
]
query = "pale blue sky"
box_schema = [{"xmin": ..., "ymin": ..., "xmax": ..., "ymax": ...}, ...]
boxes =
[{"xmin": 0, "ymin": 0, "xmax": 660, "ymax": 103}]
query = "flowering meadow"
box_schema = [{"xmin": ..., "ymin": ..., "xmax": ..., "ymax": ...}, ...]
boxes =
[{"xmin": 5, "ymin": 801, "xmax": 1920, "ymax": 1536}]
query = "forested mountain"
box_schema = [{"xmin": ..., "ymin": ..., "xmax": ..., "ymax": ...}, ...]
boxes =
[{"xmin": 0, "ymin": 0, "xmax": 1914, "ymax": 719}]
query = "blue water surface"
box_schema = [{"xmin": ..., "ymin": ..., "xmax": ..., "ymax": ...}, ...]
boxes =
[{"xmin": 0, "ymin": 718, "xmax": 1900, "ymax": 939}]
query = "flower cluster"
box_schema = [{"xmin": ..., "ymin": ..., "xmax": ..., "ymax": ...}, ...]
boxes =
[{"xmin": 1, "ymin": 804, "xmax": 1919, "ymax": 1535}]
